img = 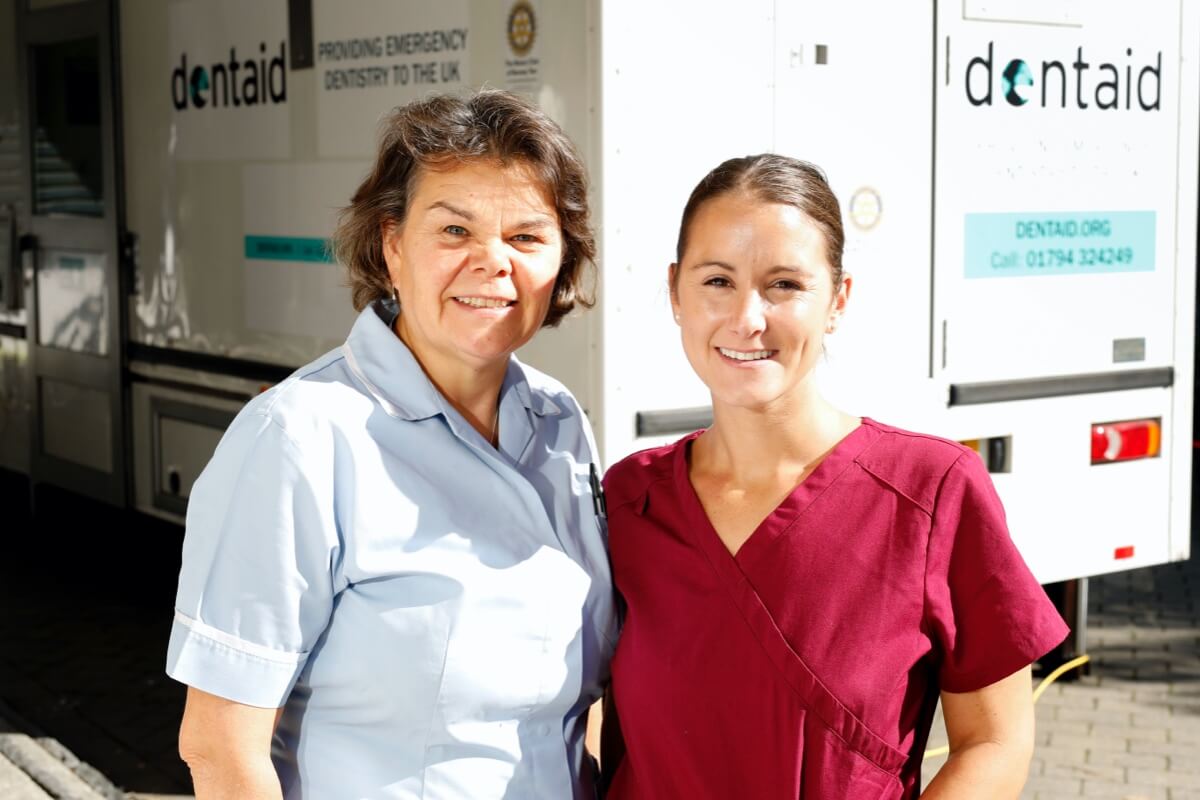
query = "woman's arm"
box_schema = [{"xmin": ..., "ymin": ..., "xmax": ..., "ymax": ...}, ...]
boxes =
[
  {"xmin": 599, "ymin": 687, "xmax": 626, "ymax": 788},
  {"xmin": 920, "ymin": 666, "xmax": 1036, "ymax": 799},
  {"xmin": 586, "ymin": 698, "xmax": 603, "ymax": 765},
  {"xmin": 178, "ymin": 686, "xmax": 285, "ymax": 799}
]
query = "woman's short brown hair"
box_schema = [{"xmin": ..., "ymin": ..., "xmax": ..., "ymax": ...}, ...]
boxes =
[
  {"xmin": 674, "ymin": 154, "xmax": 845, "ymax": 290},
  {"xmin": 334, "ymin": 89, "xmax": 595, "ymax": 327}
]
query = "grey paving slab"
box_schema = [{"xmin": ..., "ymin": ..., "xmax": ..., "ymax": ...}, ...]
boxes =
[
  {"xmin": 0, "ymin": 700, "xmax": 183, "ymax": 799},
  {"xmin": 0, "ymin": 732, "xmax": 109, "ymax": 800},
  {"xmin": 0, "ymin": 752, "xmax": 53, "ymax": 800}
]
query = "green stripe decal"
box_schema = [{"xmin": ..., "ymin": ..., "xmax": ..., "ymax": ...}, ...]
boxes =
[{"xmin": 244, "ymin": 235, "xmax": 334, "ymax": 263}]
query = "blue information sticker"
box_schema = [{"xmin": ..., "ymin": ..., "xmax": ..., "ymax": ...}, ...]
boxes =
[
  {"xmin": 244, "ymin": 235, "xmax": 334, "ymax": 264},
  {"xmin": 964, "ymin": 211, "xmax": 1155, "ymax": 279}
]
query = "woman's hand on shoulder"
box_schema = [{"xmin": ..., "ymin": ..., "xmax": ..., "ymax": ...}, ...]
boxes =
[{"xmin": 179, "ymin": 686, "xmax": 284, "ymax": 799}]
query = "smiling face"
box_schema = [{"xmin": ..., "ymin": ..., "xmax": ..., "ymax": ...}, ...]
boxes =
[
  {"xmin": 382, "ymin": 159, "xmax": 563, "ymax": 381},
  {"xmin": 671, "ymin": 191, "xmax": 850, "ymax": 411}
]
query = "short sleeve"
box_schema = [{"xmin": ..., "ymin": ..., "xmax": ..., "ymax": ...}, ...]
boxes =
[
  {"xmin": 166, "ymin": 412, "xmax": 339, "ymax": 708},
  {"xmin": 924, "ymin": 452, "xmax": 1069, "ymax": 693}
]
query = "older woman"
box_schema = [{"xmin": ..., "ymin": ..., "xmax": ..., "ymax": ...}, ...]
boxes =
[
  {"xmin": 167, "ymin": 90, "xmax": 616, "ymax": 799},
  {"xmin": 602, "ymin": 154, "xmax": 1068, "ymax": 798}
]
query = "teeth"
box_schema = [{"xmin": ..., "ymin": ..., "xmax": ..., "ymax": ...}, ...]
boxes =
[
  {"xmin": 456, "ymin": 297, "xmax": 511, "ymax": 309},
  {"xmin": 720, "ymin": 348, "xmax": 773, "ymax": 361}
]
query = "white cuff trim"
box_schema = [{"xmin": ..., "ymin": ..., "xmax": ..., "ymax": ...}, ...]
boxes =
[{"xmin": 173, "ymin": 609, "xmax": 306, "ymax": 665}]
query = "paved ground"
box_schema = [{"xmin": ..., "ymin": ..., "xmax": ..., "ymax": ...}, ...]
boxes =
[
  {"xmin": 0, "ymin": 468, "xmax": 1197, "ymax": 798},
  {"xmin": 1024, "ymin": 559, "xmax": 1200, "ymax": 800}
]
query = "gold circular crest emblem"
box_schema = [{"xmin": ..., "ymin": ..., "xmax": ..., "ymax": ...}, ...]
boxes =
[
  {"xmin": 508, "ymin": 1, "xmax": 536, "ymax": 57},
  {"xmin": 848, "ymin": 186, "xmax": 883, "ymax": 231}
]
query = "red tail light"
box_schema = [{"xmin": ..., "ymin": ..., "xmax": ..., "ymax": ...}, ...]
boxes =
[{"xmin": 1091, "ymin": 418, "xmax": 1161, "ymax": 464}]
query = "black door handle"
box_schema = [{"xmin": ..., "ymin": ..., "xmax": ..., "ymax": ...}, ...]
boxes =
[{"xmin": 1, "ymin": 211, "xmax": 26, "ymax": 312}]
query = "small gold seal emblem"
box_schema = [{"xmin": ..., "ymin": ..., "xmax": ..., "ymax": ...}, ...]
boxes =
[
  {"xmin": 848, "ymin": 187, "xmax": 883, "ymax": 231},
  {"xmin": 508, "ymin": 1, "xmax": 536, "ymax": 57}
]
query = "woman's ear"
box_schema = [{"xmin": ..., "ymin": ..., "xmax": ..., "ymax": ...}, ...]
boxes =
[
  {"xmin": 381, "ymin": 220, "xmax": 403, "ymax": 288},
  {"xmin": 668, "ymin": 263, "xmax": 681, "ymax": 324},
  {"xmin": 827, "ymin": 273, "xmax": 852, "ymax": 333}
]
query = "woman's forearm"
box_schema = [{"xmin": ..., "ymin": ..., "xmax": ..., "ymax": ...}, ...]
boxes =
[
  {"xmin": 185, "ymin": 751, "xmax": 283, "ymax": 800},
  {"xmin": 920, "ymin": 740, "xmax": 1029, "ymax": 799},
  {"xmin": 179, "ymin": 688, "xmax": 285, "ymax": 800}
]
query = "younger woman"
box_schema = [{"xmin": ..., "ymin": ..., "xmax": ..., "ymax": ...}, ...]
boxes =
[{"xmin": 603, "ymin": 154, "xmax": 1067, "ymax": 799}]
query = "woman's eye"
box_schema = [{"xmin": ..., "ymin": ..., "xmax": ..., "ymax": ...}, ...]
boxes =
[
  {"xmin": 511, "ymin": 233, "xmax": 540, "ymax": 244},
  {"xmin": 703, "ymin": 276, "xmax": 732, "ymax": 288},
  {"xmin": 444, "ymin": 225, "xmax": 468, "ymax": 236},
  {"xmin": 771, "ymin": 280, "xmax": 803, "ymax": 292}
]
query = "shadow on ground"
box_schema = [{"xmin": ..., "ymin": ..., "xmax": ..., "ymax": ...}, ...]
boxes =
[
  {"xmin": 1086, "ymin": 504, "xmax": 1200, "ymax": 692},
  {"xmin": 0, "ymin": 469, "xmax": 191, "ymax": 794}
]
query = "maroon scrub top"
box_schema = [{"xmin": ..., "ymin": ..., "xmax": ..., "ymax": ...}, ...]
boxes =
[{"xmin": 604, "ymin": 418, "xmax": 1068, "ymax": 799}]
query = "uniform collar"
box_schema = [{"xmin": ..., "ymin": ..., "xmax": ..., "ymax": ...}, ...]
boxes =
[{"xmin": 342, "ymin": 300, "xmax": 563, "ymax": 422}]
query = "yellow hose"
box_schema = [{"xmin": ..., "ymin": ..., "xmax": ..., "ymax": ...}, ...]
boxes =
[
  {"xmin": 1031, "ymin": 654, "xmax": 1091, "ymax": 703},
  {"xmin": 923, "ymin": 654, "xmax": 1091, "ymax": 760}
]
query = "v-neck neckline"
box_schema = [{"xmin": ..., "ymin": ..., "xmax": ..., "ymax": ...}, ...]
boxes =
[{"xmin": 674, "ymin": 418, "xmax": 880, "ymax": 571}]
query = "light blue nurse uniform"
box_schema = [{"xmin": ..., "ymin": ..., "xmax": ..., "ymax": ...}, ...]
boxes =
[{"xmin": 166, "ymin": 301, "xmax": 617, "ymax": 799}]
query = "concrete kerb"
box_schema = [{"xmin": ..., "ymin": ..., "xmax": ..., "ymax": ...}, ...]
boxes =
[{"xmin": 0, "ymin": 698, "xmax": 125, "ymax": 800}]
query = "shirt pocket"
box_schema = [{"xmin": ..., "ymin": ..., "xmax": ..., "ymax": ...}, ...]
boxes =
[
  {"xmin": 726, "ymin": 578, "xmax": 908, "ymax": 798},
  {"xmin": 306, "ymin": 575, "xmax": 461, "ymax": 727},
  {"xmin": 798, "ymin": 713, "xmax": 906, "ymax": 800}
]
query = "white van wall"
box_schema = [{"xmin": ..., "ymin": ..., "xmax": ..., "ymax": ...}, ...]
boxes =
[
  {"xmin": 119, "ymin": 0, "xmax": 598, "ymax": 394},
  {"xmin": 111, "ymin": 0, "xmax": 1196, "ymax": 582}
]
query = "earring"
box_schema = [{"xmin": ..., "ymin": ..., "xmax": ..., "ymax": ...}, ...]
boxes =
[{"xmin": 392, "ymin": 286, "xmax": 400, "ymax": 305}]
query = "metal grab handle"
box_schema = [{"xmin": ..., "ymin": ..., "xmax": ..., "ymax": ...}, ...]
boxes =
[
  {"xmin": 1, "ymin": 207, "xmax": 25, "ymax": 313},
  {"xmin": 14, "ymin": 229, "xmax": 37, "ymax": 314},
  {"xmin": 119, "ymin": 228, "xmax": 138, "ymax": 296}
]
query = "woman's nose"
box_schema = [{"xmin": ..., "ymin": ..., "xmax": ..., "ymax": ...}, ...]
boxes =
[
  {"xmin": 729, "ymin": 290, "xmax": 767, "ymax": 337},
  {"xmin": 474, "ymin": 239, "xmax": 513, "ymax": 277}
]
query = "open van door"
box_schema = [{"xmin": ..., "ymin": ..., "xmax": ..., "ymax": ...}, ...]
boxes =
[{"xmin": 17, "ymin": 0, "xmax": 128, "ymax": 506}]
